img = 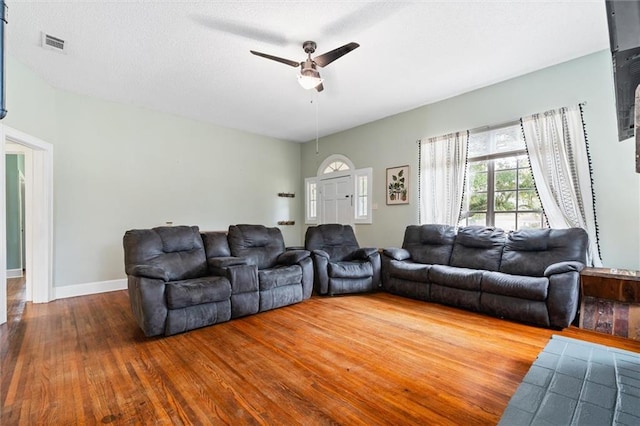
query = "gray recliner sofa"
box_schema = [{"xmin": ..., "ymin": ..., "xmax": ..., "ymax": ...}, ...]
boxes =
[
  {"xmin": 381, "ymin": 225, "xmax": 589, "ymax": 329},
  {"xmin": 123, "ymin": 224, "xmax": 312, "ymax": 337},
  {"xmin": 227, "ymin": 224, "xmax": 314, "ymax": 312},
  {"xmin": 305, "ymin": 224, "xmax": 381, "ymax": 295},
  {"xmin": 124, "ymin": 226, "xmax": 235, "ymax": 336}
]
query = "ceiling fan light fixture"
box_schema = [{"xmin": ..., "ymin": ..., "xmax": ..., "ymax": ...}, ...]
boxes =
[
  {"xmin": 298, "ymin": 67, "xmax": 323, "ymax": 90},
  {"xmin": 251, "ymin": 40, "xmax": 358, "ymax": 92}
]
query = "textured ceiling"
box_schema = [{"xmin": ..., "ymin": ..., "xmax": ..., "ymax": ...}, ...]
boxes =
[{"xmin": 7, "ymin": 1, "xmax": 610, "ymax": 142}]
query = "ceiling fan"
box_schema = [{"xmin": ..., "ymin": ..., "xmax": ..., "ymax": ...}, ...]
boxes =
[{"xmin": 250, "ymin": 41, "xmax": 359, "ymax": 92}]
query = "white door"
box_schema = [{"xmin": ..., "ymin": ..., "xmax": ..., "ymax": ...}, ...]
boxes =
[{"xmin": 320, "ymin": 175, "xmax": 353, "ymax": 225}]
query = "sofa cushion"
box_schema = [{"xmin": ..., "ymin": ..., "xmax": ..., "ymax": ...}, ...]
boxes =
[
  {"xmin": 402, "ymin": 224, "xmax": 456, "ymax": 265},
  {"xmin": 449, "ymin": 226, "xmax": 505, "ymax": 271},
  {"xmin": 329, "ymin": 260, "xmax": 374, "ymax": 279},
  {"xmin": 258, "ymin": 265, "xmax": 302, "ymax": 290},
  {"xmin": 165, "ymin": 276, "xmax": 232, "ymax": 309},
  {"xmin": 387, "ymin": 260, "xmax": 430, "ymax": 282},
  {"xmin": 124, "ymin": 226, "xmax": 208, "ymax": 281},
  {"xmin": 429, "ymin": 265, "xmax": 483, "ymax": 291},
  {"xmin": 500, "ymin": 228, "xmax": 588, "ymax": 277},
  {"xmin": 155, "ymin": 226, "xmax": 202, "ymax": 252},
  {"xmin": 305, "ymin": 224, "xmax": 360, "ymax": 261},
  {"xmin": 482, "ymin": 271, "xmax": 548, "ymax": 301},
  {"xmin": 201, "ymin": 231, "xmax": 232, "ymax": 258},
  {"xmin": 228, "ymin": 225, "xmax": 286, "ymax": 270}
]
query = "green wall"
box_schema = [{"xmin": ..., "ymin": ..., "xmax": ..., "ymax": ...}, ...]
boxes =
[
  {"xmin": 6, "ymin": 48, "xmax": 639, "ymax": 290},
  {"xmin": 301, "ymin": 50, "xmax": 640, "ymax": 270},
  {"xmin": 4, "ymin": 56, "xmax": 303, "ymax": 287},
  {"xmin": 5, "ymin": 154, "xmax": 22, "ymax": 270}
]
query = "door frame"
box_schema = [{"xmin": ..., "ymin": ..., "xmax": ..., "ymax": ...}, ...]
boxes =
[{"xmin": 1, "ymin": 125, "xmax": 54, "ymax": 324}]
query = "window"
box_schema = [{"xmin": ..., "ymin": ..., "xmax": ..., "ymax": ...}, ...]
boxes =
[
  {"xmin": 459, "ymin": 124, "xmax": 545, "ymax": 231},
  {"xmin": 323, "ymin": 161, "xmax": 350, "ymax": 173},
  {"xmin": 305, "ymin": 177, "xmax": 318, "ymax": 224},
  {"xmin": 354, "ymin": 168, "xmax": 372, "ymax": 224}
]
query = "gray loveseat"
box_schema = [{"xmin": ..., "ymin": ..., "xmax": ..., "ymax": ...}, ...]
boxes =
[
  {"xmin": 381, "ymin": 225, "xmax": 589, "ymax": 329},
  {"xmin": 123, "ymin": 224, "xmax": 312, "ymax": 336}
]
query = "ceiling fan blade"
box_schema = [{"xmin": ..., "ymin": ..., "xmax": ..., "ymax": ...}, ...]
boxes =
[
  {"xmin": 316, "ymin": 82, "xmax": 325, "ymax": 92},
  {"xmin": 250, "ymin": 50, "xmax": 300, "ymax": 68},
  {"xmin": 313, "ymin": 42, "xmax": 360, "ymax": 68}
]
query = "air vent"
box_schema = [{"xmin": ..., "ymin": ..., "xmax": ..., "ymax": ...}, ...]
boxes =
[{"xmin": 41, "ymin": 33, "xmax": 65, "ymax": 52}]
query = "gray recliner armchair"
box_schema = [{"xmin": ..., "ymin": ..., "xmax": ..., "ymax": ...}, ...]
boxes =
[
  {"xmin": 305, "ymin": 224, "xmax": 381, "ymax": 295},
  {"xmin": 123, "ymin": 225, "xmax": 233, "ymax": 337},
  {"xmin": 227, "ymin": 224, "xmax": 313, "ymax": 312}
]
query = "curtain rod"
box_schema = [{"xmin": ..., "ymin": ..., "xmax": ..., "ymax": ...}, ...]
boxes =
[{"xmin": 418, "ymin": 101, "xmax": 589, "ymax": 141}]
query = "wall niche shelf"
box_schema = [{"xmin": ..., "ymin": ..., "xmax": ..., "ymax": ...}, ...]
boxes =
[
  {"xmin": 278, "ymin": 192, "xmax": 295, "ymax": 198},
  {"xmin": 277, "ymin": 221, "xmax": 295, "ymax": 226}
]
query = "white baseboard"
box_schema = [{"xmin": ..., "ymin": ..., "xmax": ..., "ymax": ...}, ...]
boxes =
[
  {"xmin": 54, "ymin": 278, "xmax": 127, "ymax": 300},
  {"xmin": 6, "ymin": 269, "xmax": 23, "ymax": 278}
]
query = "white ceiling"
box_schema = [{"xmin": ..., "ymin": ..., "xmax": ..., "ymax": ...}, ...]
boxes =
[{"xmin": 7, "ymin": 0, "xmax": 610, "ymax": 143}]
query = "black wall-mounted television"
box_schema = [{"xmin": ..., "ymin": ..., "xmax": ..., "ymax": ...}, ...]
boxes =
[{"xmin": 606, "ymin": 0, "xmax": 640, "ymax": 142}]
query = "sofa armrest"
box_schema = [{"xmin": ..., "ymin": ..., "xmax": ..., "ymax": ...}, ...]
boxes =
[
  {"xmin": 544, "ymin": 261, "xmax": 585, "ymax": 277},
  {"xmin": 312, "ymin": 249, "xmax": 330, "ymax": 260},
  {"xmin": 347, "ymin": 247, "xmax": 378, "ymax": 261},
  {"xmin": 310, "ymin": 251, "xmax": 330, "ymax": 294},
  {"xmin": 277, "ymin": 250, "xmax": 311, "ymax": 265},
  {"xmin": 546, "ymin": 265, "xmax": 582, "ymax": 329},
  {"xmin": 127, "ymin": 275, "xmax": 168, "ymax": 337},
  {"xmin": 382, "ymin": 248, "xmax": 411, "ymax": 261},
  {"xmin": 128, "ymin": 264, "xmax": 169, "ymax": 282},
  {"xmin": 208, "ymin": 256, "xmax": 248, "ymax": 269}
]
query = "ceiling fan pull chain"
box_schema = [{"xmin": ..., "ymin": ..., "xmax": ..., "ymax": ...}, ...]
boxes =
[{"xmin": 315, "ymin": 93, "xmax": 320, "ymax": 154}]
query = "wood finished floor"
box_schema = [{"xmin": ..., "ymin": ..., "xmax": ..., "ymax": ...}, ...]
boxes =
[{"xmin": 2, "ymin": 278, "xmax": 640, "ymax": 425}]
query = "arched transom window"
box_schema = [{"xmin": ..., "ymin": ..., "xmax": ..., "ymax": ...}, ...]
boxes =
[{"xmin": 323, "ymin": 161, "xmax": 351, "ymax": 174}]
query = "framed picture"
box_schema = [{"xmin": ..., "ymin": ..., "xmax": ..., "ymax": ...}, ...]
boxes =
[{"xmin": 386, "ymin": 165, "xmax": 409, "ymax": 205}]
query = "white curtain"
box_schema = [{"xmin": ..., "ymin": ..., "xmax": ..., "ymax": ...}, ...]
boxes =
[
  {"xmin": 419, "ymin": 131, "xmax": 468, "ymax": 225},
  {"xmin": 521, "ymin": 105, "xmax": 602, "ymax": 266}
]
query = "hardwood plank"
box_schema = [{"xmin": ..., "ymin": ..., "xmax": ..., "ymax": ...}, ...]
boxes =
[{"xmin": 2, "ymin": 288, "xmax": 640, "ymax": 425}]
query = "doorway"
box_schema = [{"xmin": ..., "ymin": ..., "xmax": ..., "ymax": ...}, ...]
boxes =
[
  {"xmin": 5, "ymin": 153, "xmax": 25, "ymax": 278},
  {"xmin": 1, "ymin": 125, "xmax": 53, "ymax": 325}
]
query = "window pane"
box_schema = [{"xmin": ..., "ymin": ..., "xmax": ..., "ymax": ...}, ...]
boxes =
[
  {"xmin": 358, "ymin": 197, "xmax": 366, "ymax": 217},
  {"xmin": 467, "ymin": 213, "xmax": 486, "ymax": 226},
  {"xmin": 356, "ymin": 175, "xmax": 367, "ymax": 218},
  {"xmin": 495, "ymin": 213, "xmax": 516, "ymax": 231},
  {"xmin": 495, "ymin": 169, "xmax": 517, "ymax": 190},
  {"xmin": 518, "ymin": 190, "xmax": 541, "ymax": 210},
  {"xmin": 305, "ymin": 179, "xmax": 317, "ymax": 223},
  {"xmin": 495, "ymin": 157, "xmax": 518, "ymax": 171},
  {"xmin": 323, "ymin": 161, "xmax": 350, "ymax": 174},
  {"xmin": 494, "ymin": 127, "xmax": 525, "ymax": 153},
  {"xmin": 518, "ymin": 212, "xmax": 544, "ymax": 229},
  {"xmin": 468, "ymin": 133, "xmax": 490, "ymax": 157},
  {"xmin": 518, "ymin": 169, "xmax": 534, "ymax": 189},
  {"xmin": 469, "ymin": 193, "xmax": 487, "ymax": 211},
  {"xmin": 468, "ymin": 160, "xmax": 487, "ymax": 193},
  {"xmin": 518, "ymin": 156, "xmax": 530, "ymax": 168},
  {"xmin": 495, "ymin": 191, "xmax": 516, "ymax": 211},
  {"xmin": 470, "ymin": 161, "xmax": 487, "ymax": 173}
]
